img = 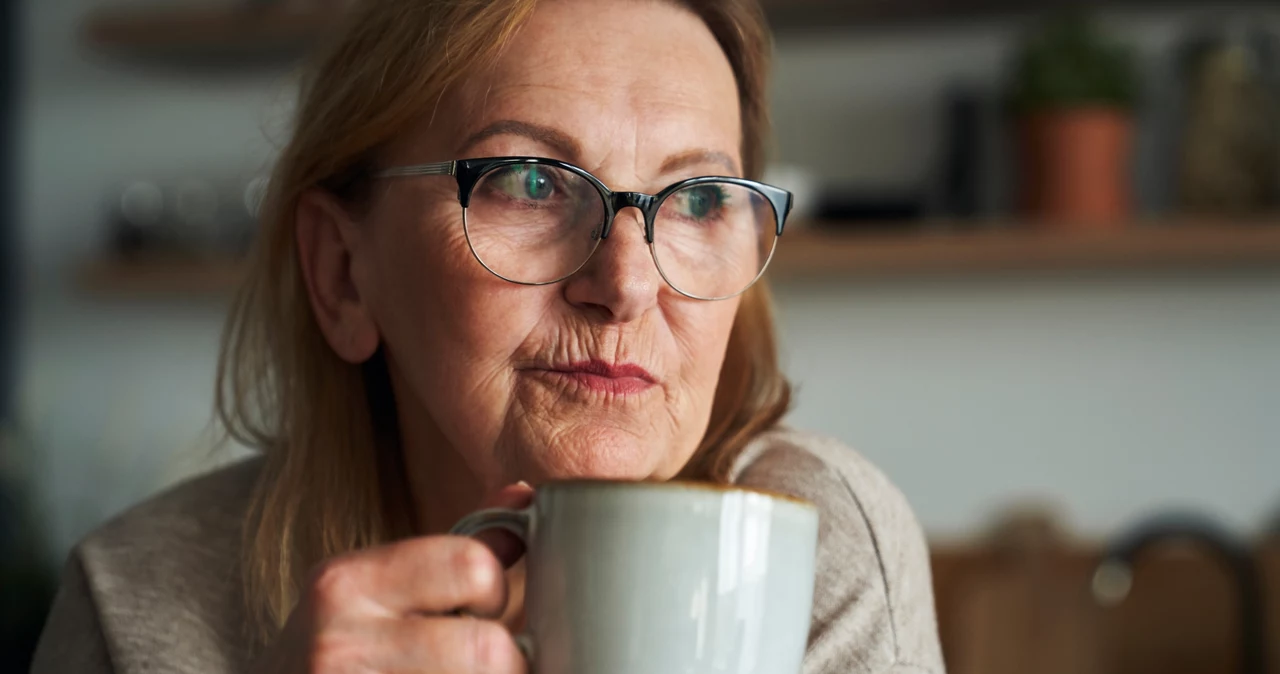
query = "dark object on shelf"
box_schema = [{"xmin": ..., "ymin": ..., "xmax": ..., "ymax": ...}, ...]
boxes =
[
  {"xmin": 1093, "ymin": 513, "xmax": 1268, "ymax": 674},
  {"xmin": 1009, "ymin": 12, "xmax": 1140, "ymax": 227},
  {"xmin": 109, "ymin": 177, "xmax": 264, "ymax": 258},
  {"xmin": 814, "ymin": 191, "xmax": 927, "ymax": 230},
  {"xmin": 1175, "ymin": 17, "xmax": 1280, "ymax": 216},
  {"xmin": 937, "ymin": 86, "xmax": 987, "ymax": 219}
]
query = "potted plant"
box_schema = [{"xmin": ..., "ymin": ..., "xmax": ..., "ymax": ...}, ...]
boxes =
[{"xmin": 1009, "ymin": 13, "xmax": 1140, "ymax": 228}]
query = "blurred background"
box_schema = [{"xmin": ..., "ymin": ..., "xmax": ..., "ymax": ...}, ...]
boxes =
[{"xmin": 2, "ymin": 0, "xmax": 1280, "ymax": 671}]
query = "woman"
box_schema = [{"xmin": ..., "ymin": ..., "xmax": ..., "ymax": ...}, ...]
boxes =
[{"xmin": 33, "ymin": 0, "xmax": 943, "ymax": 672}]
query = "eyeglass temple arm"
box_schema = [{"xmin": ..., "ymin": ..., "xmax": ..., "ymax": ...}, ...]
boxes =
[{"xmin": 371, "ymin": 161, "xmax": 457, "ymax": 179}]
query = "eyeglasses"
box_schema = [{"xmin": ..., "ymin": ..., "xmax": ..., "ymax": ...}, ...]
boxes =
[{"xmin": 371, "ymin": 157, "xmax": 792, "ymax": 301}]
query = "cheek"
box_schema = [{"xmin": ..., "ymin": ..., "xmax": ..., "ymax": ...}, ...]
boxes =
[
  {"xmin": 363, "ymin": 198, "xmax": 472, "ymax": 353},
  {"xmin": 373, "ymin": 202, "xmax": 547, "ymax": 360},
  {"xmin": 670, "ymin": 299, "xmax": 739, "ymax": 399},
  {"xmin": 363, "ymin": 194, "xmax": 554, "ymax": 440}
]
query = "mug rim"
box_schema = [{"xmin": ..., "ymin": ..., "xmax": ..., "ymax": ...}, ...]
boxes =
[{"xmin": 536, "ymin": 478, "xmax": 816, "ymax": 510}]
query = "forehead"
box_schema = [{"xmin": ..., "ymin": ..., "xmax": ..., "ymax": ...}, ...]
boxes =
[{"xmin": 418, "ymin": 0, "xmax": 743, "ymax": 174}]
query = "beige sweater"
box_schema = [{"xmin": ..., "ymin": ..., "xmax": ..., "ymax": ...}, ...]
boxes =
[{"xmin": 31, "ymin": 429, "xmax": 945, "ymax": 673}]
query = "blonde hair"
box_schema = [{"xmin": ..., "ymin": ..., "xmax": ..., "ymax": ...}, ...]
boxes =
[{"xmin": 217, "ymin": 0, "xmax": 790, "ymax": 638}]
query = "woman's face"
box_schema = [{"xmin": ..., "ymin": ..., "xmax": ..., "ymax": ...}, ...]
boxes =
[{"xmin": 307, "ymin": 0, "xmax": 744, "ymax": 496}]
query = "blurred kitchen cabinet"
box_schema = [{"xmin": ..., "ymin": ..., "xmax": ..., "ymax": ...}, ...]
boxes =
[{"xmin": 931, "ymin": 520, "xmax": 1280, "ymax": 674}]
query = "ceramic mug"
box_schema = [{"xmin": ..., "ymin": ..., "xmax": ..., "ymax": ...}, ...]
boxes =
[{"xmin": 451, "ymin": 480, "xmax": 819, "ymax": 674}]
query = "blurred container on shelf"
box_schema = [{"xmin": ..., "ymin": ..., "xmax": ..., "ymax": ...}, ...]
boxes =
[
  {"xmin": 1176, "ymin": 16, "xmax": 1280, "ymax": 218},
  {"xmin": 108, "ymin": 174, "xmax": 266, "ymax": 259},
  {"xmin": 1008, "ymin": 12, "xmax": 1140, "ymax": 229},
  {"xmin": 935, "ymin": 85, "xmax": 988, "ymax": 221},
  {"xmin": 811, "ymin": 189, "xmax": 927, "ymax": 231}
]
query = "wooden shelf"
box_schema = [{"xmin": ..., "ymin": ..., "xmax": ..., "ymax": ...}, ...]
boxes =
[
  {"xmin": 81, "ymin": 0, "xmax": 1278, "ymax": 65},
  {"xmin": 78, "ymin": 2, "xmax": 1280, "ymax": 72},
  {"xmin": 762, "ymin": 0, "xmax": 1274, "ymax": 31},
  {"xmin": 77, "ymin": 221, "xmax": 1280, "ymax": 297},
  {"xmin": 77, "ymin": 254, "xmax": 246, "ymax": 297},
  {"xmin": 81, "ymin": 4, "xmax": 343, "ymax": 66},
  {"xmin": 767, "ymin": 220, "xmax": 1280, "ymax": 280}
]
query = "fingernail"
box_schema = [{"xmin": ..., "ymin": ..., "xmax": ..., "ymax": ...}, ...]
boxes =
[{"xmin": 516, "ymin": 480, "xmax": 531, "ymax": 489}]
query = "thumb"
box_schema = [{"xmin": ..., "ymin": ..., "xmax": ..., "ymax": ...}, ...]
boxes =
[{"xmin": 471, "ymin": 481, "xmax": 535, "ymax": 567}]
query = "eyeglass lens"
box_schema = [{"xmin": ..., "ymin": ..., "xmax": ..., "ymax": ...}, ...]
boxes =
[{"xmin": 463, "ymin": 163, "xmax": 778, "ymax": 299}]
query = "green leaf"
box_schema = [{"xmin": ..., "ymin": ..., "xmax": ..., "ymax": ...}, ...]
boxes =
[{"xmin": 1008, "ymin": 12, "xmax": 1140, "ymax": 113}]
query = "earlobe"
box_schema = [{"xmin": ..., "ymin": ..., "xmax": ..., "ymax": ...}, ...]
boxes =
[{"xmin": 296, "ymin": 189, "xmax": 381, "ymax": 364}]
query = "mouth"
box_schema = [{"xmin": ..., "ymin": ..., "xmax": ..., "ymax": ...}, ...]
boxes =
[{"xmin": 526, "ymin": 359, "xmax": 658, "ymax": 396}]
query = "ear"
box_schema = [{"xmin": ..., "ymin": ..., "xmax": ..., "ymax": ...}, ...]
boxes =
[{"xmin": 296, "ymin": 189, "xmax": 381, "ymax": 364}]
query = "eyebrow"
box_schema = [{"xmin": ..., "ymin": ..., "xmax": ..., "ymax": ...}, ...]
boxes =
[
  {"xmin": 458, "ymin": 119, "xmax": 741, "ymax": 179},
  {"xmin": 660, "ymin": 149, "xmax": 740, "ymax": 177},
  {"xmin": 458, "ymin": 120, "xmax": 582, "ymax": 159}
]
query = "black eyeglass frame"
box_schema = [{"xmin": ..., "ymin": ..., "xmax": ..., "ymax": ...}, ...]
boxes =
[{"xmin": 372, "ymin": 156, "xmax": 793, "ymax": 301}]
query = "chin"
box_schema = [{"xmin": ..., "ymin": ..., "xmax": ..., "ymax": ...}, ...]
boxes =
[{"xmin": 517, "ymin": 426, "xmax": 672, "ymax": 484}]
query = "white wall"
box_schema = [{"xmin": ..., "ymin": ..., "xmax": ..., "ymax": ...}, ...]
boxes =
[
  {"xmin": 16, "ymin": 1, "xmax": 1280, "ymax": 558},
  {"xmin": 773, "ymin": 272, "xmax": 1280, "ymax": 538}
]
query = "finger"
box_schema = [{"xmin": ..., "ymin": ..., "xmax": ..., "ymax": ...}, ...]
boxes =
[
  {"xmin": 378, "ymin": 615, "xmax": 528, "ymax": 674},
  {"xmin": 478, "ymin": 481, "xmax": 535, "ymax": 509},
  {"xmin": 309, "ymin": 536, "xmax": 508, "ymax": 619},
  {"xmin": 473, "ymin": 482, "xmax": 535, "ymax": 567}
]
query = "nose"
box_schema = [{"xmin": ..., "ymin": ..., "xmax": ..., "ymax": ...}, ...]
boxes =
[{"xmin": 561, "ymin": 206, "xmax": 661, "ymax": 323}]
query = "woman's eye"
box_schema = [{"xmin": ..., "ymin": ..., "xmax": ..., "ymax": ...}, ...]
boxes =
[
  {"xmin": 676, "ymin": 185, "xmax": 725, "ymax": 220},
  {"xmin": 494, "ymin": 166, "xmax": 555, "ymax": 200}
]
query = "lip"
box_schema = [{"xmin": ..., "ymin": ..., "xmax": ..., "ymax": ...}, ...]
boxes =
[{"xmin": 529, "ymin": 359, "xmax": 658, "ymax": 395}]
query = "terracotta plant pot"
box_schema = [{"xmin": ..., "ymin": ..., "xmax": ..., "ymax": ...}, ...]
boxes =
[{"xmin": 1019, "ymin": 108, "xmax": 1134, "ymax": 229}]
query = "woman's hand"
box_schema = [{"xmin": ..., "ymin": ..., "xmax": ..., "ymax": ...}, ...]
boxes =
[{"xmin": 252, "ymin": 485, "xmax": 533, "ymax": 674}]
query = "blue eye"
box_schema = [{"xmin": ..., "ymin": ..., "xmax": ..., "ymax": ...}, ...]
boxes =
[
  {"xmin": 493, "ymin": 166, "xmax": 555, "ymax": 200},
  {"xmin": 523, "ymin": 167, "xmax": 553, "ymax": 199},
  {"xmin": 680, "ymin": 185, "xmax": 725, "ymax": 219}
]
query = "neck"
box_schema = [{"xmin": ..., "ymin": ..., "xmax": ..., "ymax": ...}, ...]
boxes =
[
  {"xmin": 403, "ymin": 410, "xmax": 487, "ymax": 535},
  {"xmin": 383, "ymin": 361, "xmax": 487, "ymax": 536}
]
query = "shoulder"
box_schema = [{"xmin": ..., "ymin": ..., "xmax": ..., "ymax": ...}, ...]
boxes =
[
  {"xmin": 730, "ymin": 427, "xmax": 919, "ymax": 535},
  {"xmin": 83, "ymin": 455, "xmax": 262, "ymax": 558},
  {"xmin": 730, "ymin": 428, "xmax": 945, "ymax": 674},
  {"xmin": 729, "ymin": 428, "xmax": 927, "ymax": 578},
  {"xmin": 43, "ymin": 456, "xmax": 264, "ymax": 674}
]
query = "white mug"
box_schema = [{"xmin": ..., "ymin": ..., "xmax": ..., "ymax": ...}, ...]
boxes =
[{"xmin": 451, "ymin": 480, "xmax": 819, "ymax": 674}]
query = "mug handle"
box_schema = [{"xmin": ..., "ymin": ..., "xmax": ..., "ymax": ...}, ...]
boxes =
[{"xmin": 450, "ymin": 506, "xmax": 536, "ymax": 668}]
